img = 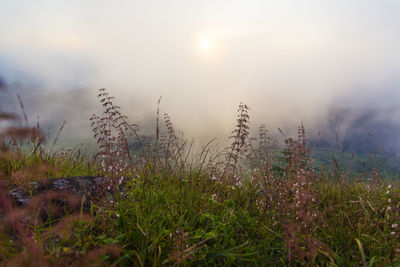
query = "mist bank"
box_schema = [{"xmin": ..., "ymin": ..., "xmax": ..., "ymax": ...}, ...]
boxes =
[
  {"xmin": 1, "ymin": 0, "xmax": 400, "ymax": 152},
  {"xmin": 1, "ymin": 77, "xmax": 400, "ymax": 155}
]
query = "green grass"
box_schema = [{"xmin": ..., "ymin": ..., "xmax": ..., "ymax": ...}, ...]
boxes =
[
  {"xmin": 2, "ymin": 90, "xmax": 400, "ymax": 266},
  {"xmin": 311, "ymin": 147, "xmax": 399, "ymax": 178},
  {"xmin": 3, "ymin": 149, "xmax": 400, "ymax": 266}
]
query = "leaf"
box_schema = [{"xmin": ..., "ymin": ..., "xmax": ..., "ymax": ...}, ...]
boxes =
[{"xmin": 205, "ymin": 230, "xmax": 219, "ymax": 239}]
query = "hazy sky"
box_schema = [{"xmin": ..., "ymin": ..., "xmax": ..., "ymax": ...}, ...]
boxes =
[{"xmin": 1, "ymin": 0, "xmax": 400, "ymax": 141}]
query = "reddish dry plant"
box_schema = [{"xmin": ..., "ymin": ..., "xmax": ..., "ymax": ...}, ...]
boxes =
[
  {"xmin": 90, "ymin": 88, "xmax": 191, "ymax": 182},
  {"xmin": 159, "ymin": 113, "xmax": 188, "ymax": 173},
  {"xmin": 280, "ymin": 125, "xmax": 326, "ymax": 266},
  {"xmin": 248, "ymin": 124, "xmax": 278, "ymax": 183},
  {"xmin": 0, "ymin": 184, "xmax": 74, "ymax": 266},
  {"xmin": 0, "ymin": 101, "xmax": 61, "ymax": 266},
  {"xmin": 0, "ymin": 180, "xmax": 121, "ymax": 266},
  {"xmin": 164, "ymin": 229, "xmax": 192, "ymax": 265},
  {"xmin": 0, "ymin": 93, "xmax": 46, "ymax": 156},
  {"xmin": 255, "ymin": 124, "xmax": 326, "ymax": 265},
  {"xmin": 385, "ymin": 183, "xmax": 400, "ymax": 255},
  {"xmin": 257, "ymin": 124, "xmax": 277, "ymax": 161},
  {"xmin": 10, "ymin": 164, "xmax": 55, "ymax": 187},
  {"xmin": 0, "ymin": 76, "xmax": 6, "ymax": 91},
  {"xmin": 73, "ymin": 245, "xmax": 122, "ymax": 267},
  {"xmin": 0, "ymin": 89, "xmax": 120, "ymax": 266},
  {"xmin": 222, "ymin": 103, "xmax": 251, "ymax": 181},
  {"xmin": 0, "ymin": 112, "xmax": 18, "ymax": 121},
  {"xmin": 160, "ymin": 113, "xmax": 179, "ymax": 167},
  {"xmin": 0, "ymin": 124, "xmax": 45, "ymax": 155},
  {"xmin": 44, "ymin": 214, "xmax": 92, "ymax": 240},
  {"xmin": 283, "ymin": 123, "xmax": 310, "ymax": 177},
  {"xmin": 0, "ymin": 93, "xmax": 48, "ymax": 190},
  {"xmin": 163, "ymin": 229, "xmax": 210, "ymax": 266},
  {"xmin": 90, "ymin": 88, "xmax": 141, "ymax": 189}
]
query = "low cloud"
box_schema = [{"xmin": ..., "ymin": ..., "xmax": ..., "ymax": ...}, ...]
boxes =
[{"xmin": 1, "ymin": 1, "xmax": 400, "ymax": 150}]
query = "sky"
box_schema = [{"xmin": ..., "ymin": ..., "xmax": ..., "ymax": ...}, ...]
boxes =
[{"xmin": 1, "ymin": 0, "xmax": 400, "ymax": 143}]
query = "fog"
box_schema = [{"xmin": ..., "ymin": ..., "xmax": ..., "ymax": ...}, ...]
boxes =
[{"xmin": 1, "ymin": 0, "xmax": 400, "ymax": 148}]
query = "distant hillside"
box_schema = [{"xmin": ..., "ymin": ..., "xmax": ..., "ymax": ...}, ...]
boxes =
[{"xmin": 310, "ymin": 106, "xmax": 400, "ymax": 154}]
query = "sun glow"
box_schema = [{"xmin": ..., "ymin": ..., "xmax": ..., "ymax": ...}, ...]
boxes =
[{"xmin": 198, "ymin": 36, "xmax": 214, "ymax": 51}]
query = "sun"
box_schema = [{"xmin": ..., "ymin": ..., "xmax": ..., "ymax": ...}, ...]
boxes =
[{"xmin": 199, "ymin": 36, "xmax": 214, "ymax": 50}]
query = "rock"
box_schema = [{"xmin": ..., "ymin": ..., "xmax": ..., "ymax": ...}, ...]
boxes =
[
  {"xmin": 51, "ymin": 176, "xmax": 108, "ymax": 194},
  {"xmin": 9, "ymin": 176, "xmax": 107, "ymax": 206},
  {"xmin": 9, "ymin": 181, "xmax": 41, "ymax": 205}
]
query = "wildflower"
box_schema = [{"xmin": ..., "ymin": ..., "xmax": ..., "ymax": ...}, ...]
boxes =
[
  {"xmin": 393, "ymin": 224, "xmax": 399, "ymax": 229},
  {"xmin": 389, "ymin": 199, "xmax": 392, "ymax": 203},
  {"xmin": 391, "ymin": 231, "xmax": 396, "ymax": 235}
]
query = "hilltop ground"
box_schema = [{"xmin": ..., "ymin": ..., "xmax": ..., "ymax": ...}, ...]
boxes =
[{"xmin": 1, "ymin": 89, "xmax": 400, "ymax": 266}]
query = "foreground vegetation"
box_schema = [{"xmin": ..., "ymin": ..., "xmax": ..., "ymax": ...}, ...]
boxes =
[{"xmin": 1, "ymin": 88, "xmax": 400, "ymax": 266}]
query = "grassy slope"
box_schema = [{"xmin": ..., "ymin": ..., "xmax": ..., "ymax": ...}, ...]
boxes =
[
  {"xmin": 1, "ymin": 89, "xmax": 400, "ymax": 266},
  {"xmin": 1, "ymin": 148, "xmax": 400, "ymax": 266},
  {"xmin": 312, "ymin": 147, "xmax": 399, "ymax": 178}
]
